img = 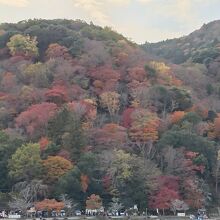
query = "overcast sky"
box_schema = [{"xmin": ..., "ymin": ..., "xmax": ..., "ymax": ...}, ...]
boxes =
[{"xmin": 0, "ymin": 0, "xmax": 220, "ymax": 43}]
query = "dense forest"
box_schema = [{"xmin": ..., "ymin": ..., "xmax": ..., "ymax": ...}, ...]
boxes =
[{"xmin": 0, "ymin": 19, "xmax": 220, "ymax": 215}]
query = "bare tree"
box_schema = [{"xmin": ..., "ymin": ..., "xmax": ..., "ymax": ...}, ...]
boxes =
[
  {"xmin": 13, "ymin": 180, "xmax": 48, "ymax": 202},
  {"xmin": 171, "ymin": 199, "xmax": 189, "ymax": 215},
  {"xmin": 109, "ymin": 198, "xmax": 123, "ymax": 215},
  {"xmin": 59, "ymin": 194, "xmax": 78, "ymax": 216},
  {"xmin": 9, "ymin": 191, "xmax": 32, "ymax": 216}
]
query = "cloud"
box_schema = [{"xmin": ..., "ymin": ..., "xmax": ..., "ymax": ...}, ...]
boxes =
[
  {"xmin": 107, "ymin": 0, "xmax": 130, "ymax": 5},
  {"xmin": 72, "ymin": 0, "xmax": 219, "ymax": 43},
  {"xmin": 118, "ymin": 22, "xmax": 185, "ymax": 43},
  {"xmin": 73, "ymin": 0, "xmax": 113, "ymax": 26},
  {"xmin": 0, "ymin": 0, "xmax": 29, "ymax": 7},
  {"xmin": 72, "ymin": 0, "xmax": 202, "ymax": 28},
  {"xmin": 137, "ymin": 0, "xmax": 153, "ymax": 3}
]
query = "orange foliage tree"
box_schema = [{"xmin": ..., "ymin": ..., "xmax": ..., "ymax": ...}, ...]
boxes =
[
  {"xmin": 42, "ymin": 156, "xmax": 73, "ymax": 183},
  {"xmin": 35, "ymin": 199, "xmax": 64, "ymax": 211},
  {"xmin": 86, "ymin": 194, "xmax": 102, "ymax": 210},
  {"xmin": 81, "ymin": 174, "xmax": 89, "ymax": 192},
  {"xmin": 39, "ymin": 137, "xmax": 50, "ymax": 151},
  {"xmin": 170, "ymin": 111, "xmax": 185, "ymax": 124},
  {"xmin": 129, "ymin": 109, "xmax": 160, "ymax": 142}
]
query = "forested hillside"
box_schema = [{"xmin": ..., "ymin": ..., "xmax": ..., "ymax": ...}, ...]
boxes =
[
  {"xmin": 0, "ymin": 19, "xmax": 219, "ymax": 214},
  {"xmin": 143, "ymin": 20, "xmax": 220, "ymax": 65}
]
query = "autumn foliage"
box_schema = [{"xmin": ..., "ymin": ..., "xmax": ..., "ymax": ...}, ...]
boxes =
[
  {"xmin": 0, "ymin": 20, "xmax": 218, "ymax": 213},
  {"xmin": 35, "ymin": 199, "xmax": 64, "ymax": 211},
  {"xmin": 86, "ymin": 194, "xmax": 102, "ymax": 209},
  {"xmin": 129, "ymin": 109, "xmax": 160, "ymax": 142},
  {"xmin": 149, "ymin": 176, "xmax": 180, "ymax": 210},
  {"xmin": 15, "ymin": 102, "xmax": 57, "ymax": 137},
  {"xmin": 81, "ymin": 174, "xmax": 89, "ymax": 192},
  {"xmin": 39, "ymin": 137, "xmax": 50, "ymax": 151},
  {"xmin": 170, "ymin": 111, "xmax": 185, "ymax": 124},
  {"xmin": 92, "ymin": 123, "xmax": 127, "ymax": 147},
  {"xmin": 45, "ymin": 85, "xmax": 69, "ymax": 105},
  {"xmin": 42, "ymin": 156, "xmax": 73, "ymax": 183},
  {"xmin": 45, "ymin": 43, "xmax": 71, "ymax": 60},
  {"xmin": 90, "ymin": 66, "xmax": 120, "ymax": 94}
]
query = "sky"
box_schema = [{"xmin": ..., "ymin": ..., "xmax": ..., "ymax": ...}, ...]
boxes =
[{"xmin": 0, "ymin": 0, "xmax": 220, "ymax": 43}]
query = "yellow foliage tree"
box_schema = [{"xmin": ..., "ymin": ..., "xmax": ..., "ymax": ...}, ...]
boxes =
[
  {"xmin": 42, "ymin": 156, "xmax": 73, "ymax": 183},
  {"xmin": 7, "ymin": 34, "xmax": 38, "ymax": 58},
  {"xmin": 100, "ymin": 91, "xmax": 120, "ymax": 119}
]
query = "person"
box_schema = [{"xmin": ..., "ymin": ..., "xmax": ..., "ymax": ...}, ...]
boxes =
[{"xmin": 197, "ymin": 213, "xmax": 203, "ymax": 220}]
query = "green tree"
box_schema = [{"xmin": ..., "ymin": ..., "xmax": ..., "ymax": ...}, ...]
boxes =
[
  {"xmin": 8, "ymin": 143, "xmax": 42, "ymax": 181},
  {"xmin": 107, "ymin": 150, "xmax": 160, "ymax": 210},
  {"xmin": 0, "ymin": 131, "xmax": 23, "ymax": 190},
  {"xmin": 158, "ymin": 130, "xmax": 215, "ymax": 171},
  {"xmin": 47, "ymin": 107, "xmax": 87, "ymax": 161},
  {"xmin": 54, "ymin": 167, "xmax": 85, "ymax": 209},
  {"xmin": 170, "ymin": 87, "xmax": 192, "ymax": 111}
]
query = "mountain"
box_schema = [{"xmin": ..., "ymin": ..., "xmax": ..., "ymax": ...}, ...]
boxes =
[
  {"xmin": 0, "ymin": 19, "xmax": 219, "ymax": 213},
  {"xmin": 143, "ymin": 20, "xmax": 220, "ymax": 64}
]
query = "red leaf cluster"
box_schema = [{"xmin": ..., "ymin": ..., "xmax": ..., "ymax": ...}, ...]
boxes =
[
  {"xmin": 90, "ymin": 66, "xmax": 120, "ymax": 94},
  {"xmin": 16, "ymin": 102, "xmax": 57, "ymax": 137}
]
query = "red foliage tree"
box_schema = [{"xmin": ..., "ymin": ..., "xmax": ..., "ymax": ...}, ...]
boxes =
[
  {"xmin": 90, "ymin": 66, "xmax": 120, "ymax": 94},
  {"xmin": 92, "ymin": 123, "xmax": 127, "ymax": 148},
  {"xmin": 45, "ymin": 43, "xmax": 71, "ymax": 60},
  {"xmin": 128, "ymin": 67, "xmax": 147, "ymax": 82},
  {"xmin": 149, "ymin": 176, "xmax": 180, "ymax": 213},
  {"xmin": 182, "ymin": 178, "xmax": 204, "ymax": 209},
  {"xmin": 121, "ymin": 108, "xmax": 135, "ymax": 128},
  {"xmin": 45, "ymin": 85, "xmax": 69, "ymax": 105},
  {"xmin": 185, "ymin": 151, "xmax": 205, "ymax": 174},
  {"xmin": 15, "ymin": 102, "xmax": 57, "ymax": 138},
  {"xmin": 149, "ymin": 187, "xmax": 180, "ymax": 211},
  {"xmin": 157, "ymin": 176, "xmax": 180, "ymax": 191}
]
